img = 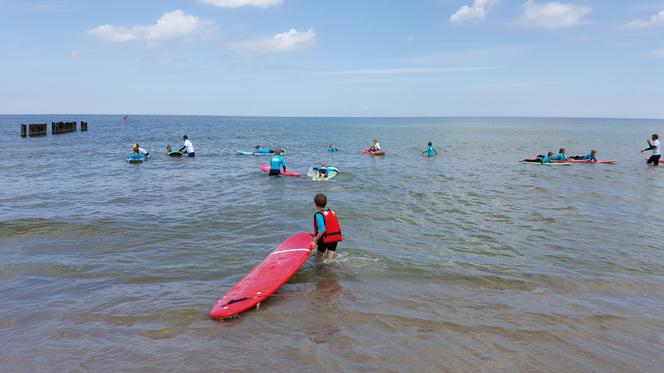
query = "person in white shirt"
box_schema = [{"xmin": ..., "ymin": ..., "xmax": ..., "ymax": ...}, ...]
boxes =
[
  {"xmin": 368, "ymin": 139, "xmax": 381, "ymax": 152},
  {"xmin": 641, "ymin": 133, "xmax": 660, "ymax": 166},
  {"xmin": 179, "ymin": 135, "xmax": 195, "ymax": 157},
  {"xmin": 133, "ymin": 144, "xmax": 149, "ymax": 158}
]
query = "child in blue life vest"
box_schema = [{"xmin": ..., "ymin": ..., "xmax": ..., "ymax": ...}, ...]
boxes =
[{"xmin": 310, "ymin": 193, "xmax": 342, "ymax": 260}]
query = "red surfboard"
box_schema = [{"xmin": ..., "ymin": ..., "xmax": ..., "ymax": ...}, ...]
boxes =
[
  {"xmin": 259, "ymin": 163, "xmax": 301, "ymax": 177},
  {"xmin": 209, "ymin": 232, "xmax": 313, "ymax": 320},
  {"xmin": 554, "ymin": 159, "xmax": 617, "ymax": 164},
  {"xmin": 362, "ymin": 149, "xmax": 385, "ymax": 156}
]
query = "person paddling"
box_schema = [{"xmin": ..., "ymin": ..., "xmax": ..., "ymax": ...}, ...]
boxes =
[
  {"xmin": 570, "ymin": 149, "xmax": 598, "ymax": 161},
  {"xmin": 423, "ymin": 141, "xmax": 438, "ymax": 156},
  {"xmin": 523, "ymin": 151, "xmax": 553, "ymax": 163},
  {"xmin": 179, "ymin": 135, "xmax": 195, "ymax": 157},
  {"xmin": 641, "ymin": 134, "xmax": 661, "ymax": 166},
  {"xmin": 269, "ymin": 150, "xmax": 287, "ymax": 176},
  {"xmin": 550, "ymin": 148, "xmax": 568, "ymax": 161},
  {"xmin": 255, "ymin": 145, "xmax": 275, "ymax": 154},
  {"xmin": 310, "ymin": 193, "xmax": 342, "ymax": 260}
]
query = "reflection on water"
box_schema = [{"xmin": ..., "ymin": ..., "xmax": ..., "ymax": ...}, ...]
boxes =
[{"xmin": 1, "ymin": 115, "xmax": 664, "ymax": 371}]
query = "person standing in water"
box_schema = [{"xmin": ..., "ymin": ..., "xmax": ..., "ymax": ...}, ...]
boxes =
[
  {"xmin": 423, "ymin": 142, "xmax": 438, "ymax": 156},
  {"xmin": 179, "ymin": 135, "xmax": 195, "ymax": 157},
  {"xmin": 310, "ymin": 193, "xmax": 342, "ymax": 260},
  {"xmin": 269, "ymin": 149, "xmax": 287, "ymax": 176},
  {"xmin": 641, "ymin": 134, "xmax": 660, "ymax": 166}
]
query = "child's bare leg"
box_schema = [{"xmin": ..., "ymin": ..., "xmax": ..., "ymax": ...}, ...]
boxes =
[{"xmin": 326, "ymin": 250, "xmax": 336, "ymax": 260}]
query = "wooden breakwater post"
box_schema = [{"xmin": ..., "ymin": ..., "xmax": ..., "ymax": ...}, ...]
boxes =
[
  {"xmin": 52, "ymin": 121, "xmax": 77, "ymax": 134},
  {"xmin": 21, "ymin": 121, "xmax": 87, "ymax": 137},
  {"xmin": 21, "ymin": 123, "xmax": 47, "ymax": 137}
]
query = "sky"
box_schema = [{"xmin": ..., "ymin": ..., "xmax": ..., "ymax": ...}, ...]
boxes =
[{"xmin": 0, "ymin": 0, "xmax": 663, "ymax": 118}]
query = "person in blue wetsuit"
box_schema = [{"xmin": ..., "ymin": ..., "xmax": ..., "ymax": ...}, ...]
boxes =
[
  {"xmin": 255, "ymin": 145, "xmax": 274, "ymax": 154},
  {"xmin": 328, "ymin": 144, "xmax": 338, "ymax": 152},
  {"xmin": 540, "ymin": 152, "xmax": 554, "ymax": 163},
  {"xmin": 423, "ymin": 142, "xmax": 438, "ymax": 156},
  {"xmin": 525, "ymin": 152, "xmax": 554, "ymax": 163},
  {"xmin": 571, "ymin": 149, "xmax": 597, "ymax": 161},
  {"xmin": 550, "ymin": 148, "xmax": 568, "ymax": 161},
  {"xmin": 269, "ymin": 150, "xmax": 287, "ymax": 176}
]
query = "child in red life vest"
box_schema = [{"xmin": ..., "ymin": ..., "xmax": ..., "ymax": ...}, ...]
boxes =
[{"xmin": 310, "ymin": 193, "xmax": 342, "ymax": 260}]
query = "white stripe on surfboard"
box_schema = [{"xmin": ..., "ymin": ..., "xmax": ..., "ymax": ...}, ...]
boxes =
[{"xmin": 270, "ymin": 248, "xmax": 311, "ymax": 255}]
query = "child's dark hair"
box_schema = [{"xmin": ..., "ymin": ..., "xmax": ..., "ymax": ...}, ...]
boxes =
[
  {"xmin": 653, "ymin": 134, "xmax": 659, "ymax": 140},
  {"xmin": 314, "ymin": 193, "xmax": 327, "ymax": 208},
  {"xmin": 547, "ymin": 151, "xmax": 553, "ymax": 156},
  {"xmin": 428, "ymin": 141, "xmax": 432, "ymax": 146},
  {"xmin": 559, "ymin": 148, "xmax": 565, "ymax": 153}
]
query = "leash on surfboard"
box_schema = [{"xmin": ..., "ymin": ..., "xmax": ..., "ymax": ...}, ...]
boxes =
[{"xmin": 223, "ymin": 292, "xmax": 307, "ymax": 306}]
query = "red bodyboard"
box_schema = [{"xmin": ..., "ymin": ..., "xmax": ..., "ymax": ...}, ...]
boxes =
[
  {"xmin": 554, "ymin": 159, "xmax": 617, "ymax": 164},
  {"xmin": 362, "ymin": 149, "xmax": 385, "ymax": 156}
]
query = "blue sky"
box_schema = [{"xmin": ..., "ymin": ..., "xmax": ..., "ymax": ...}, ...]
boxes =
[{"xmin": 1, "ymin": 0, "xmax": 663, "ymax": 117}]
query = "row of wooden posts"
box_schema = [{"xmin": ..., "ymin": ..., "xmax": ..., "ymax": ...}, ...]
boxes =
[{"xmin": 20, "ymin": 121, "xmax": 88, "ymax": 137}]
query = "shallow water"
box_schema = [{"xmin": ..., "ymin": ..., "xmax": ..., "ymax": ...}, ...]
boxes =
[{"xmin": 2, "ymin": 115, "xmax": 664, "ymax": 372}]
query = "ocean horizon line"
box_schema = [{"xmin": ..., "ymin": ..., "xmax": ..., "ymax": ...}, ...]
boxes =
[{"xmin": 1, "ymin": 113, "xmax": 663, "ymax": 121}]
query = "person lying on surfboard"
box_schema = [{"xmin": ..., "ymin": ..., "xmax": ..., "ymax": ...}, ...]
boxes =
[
  {"xmin": 550, "ymin": 148, "xmax": 568, "ymax": 161},
  {"xmin": 310, "ymin": 193, "xmax": 343, "ymax": 260},
  {"xmin": 368, "ymin": 139, "xmax": 381, "ymax": 152},
  {"xmin": 312, "ymin": 164, "xmax": 333, "ymax": 178},
  {"xmin": 570, "ymin": 149, "xmax": 598, "ymax": 161},
  {"xmin": 423, "ymin": 141, "xmax": 438, "ymax": 156},
  {"xmin": 328, "ymin": 144, "xmax": 338, "ymax": 152},
  {"xmin": 269, "ymin": 150, "xmax": 287, "ymax": 176},
  {"xmin": 255, "ymin": 145, "xmax": 275, "ymax": 154},
  {"xmin": 524, "ymin": 152, "xmax": 554, "ymax": 163}
]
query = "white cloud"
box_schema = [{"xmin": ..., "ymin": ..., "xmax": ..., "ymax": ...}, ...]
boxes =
[
  {"xmin": 625, "ymin": 9, "xmax": 664, "ymax": 28},
  {"xmin": 199, "ymin": 0, "xmax": 282, "ymax": 8},
  {"xmin": 450, "ymin": 0, "xmax": 498, "ymax": 24},
  {"xmin": 231, "ymin": 28, "xmax": 316, "ymax": 54},
  {"xmin": 87, "ymin": 10, "xmax": 212, "ymax": 43},
  {"xmin": 517, "ymin": 1, "xmax": 591, "ymax": 28}
]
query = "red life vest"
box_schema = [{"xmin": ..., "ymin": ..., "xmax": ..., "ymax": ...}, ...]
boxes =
[{"xmin": 313, "ymin": 209, "xmax": 342, "ymax": 244}]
